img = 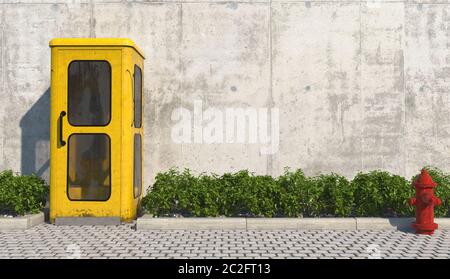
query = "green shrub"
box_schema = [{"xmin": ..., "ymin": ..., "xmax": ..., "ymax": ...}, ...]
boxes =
[
  {"xmin": 238, "ymin": 173, "xmax": 279, "ymax": 217},
  {"xmin": 278, "ymin": 169, "xmax": 329, "ymax": 217},
  {"xmin": 142, "ymin": 169, "xmax": 281, "ymax": 217},
  {"xmin": 352, "ymin": 171, "xmax": 413, "ymax": 217},
  {"xmin": 417, "ymin": 167, "xmax": 450, "ymax": 217},
  {"xmin": 0, "ymin": 170, "xmax": 49, "ymax": 216},
  {"xmin": 220, "ymin": 170, "xmax": 254, "ymax": 216},
  {"xmin": 143, "ymin": 169, "xmax": 226, "ymax": 217},
  {"xmin": 195, "ymin": 173, "xmax": 222, "ymax": 217},
  {"xmin": 277, "ymin": 169, "xmax": 310, "ymax": 217},
  {"xmin": 142, "ymin": 167, "xmax": 449, "ymax": 218},
  {"xmin": 315, "ymin": 173, "xmax": 353, "ymax": 217},
  {"xmin": 142, "ymin": 169, "xmax": 198, "ymax": 216}
]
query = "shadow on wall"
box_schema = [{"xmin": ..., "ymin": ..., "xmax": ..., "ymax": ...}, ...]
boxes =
[{"xmin": 19, "ymin": 88, "xmax": 50, "ymax": 181}]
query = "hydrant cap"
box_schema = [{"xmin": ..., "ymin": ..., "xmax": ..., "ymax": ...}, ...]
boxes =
[{"xmin": 414, "ymin": 169, "xmax": 437, "ymax": 188}]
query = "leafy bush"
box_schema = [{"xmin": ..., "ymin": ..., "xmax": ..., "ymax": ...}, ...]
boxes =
[
  {"xmin": 142, "ymin": 169, "xmax": 224, "ymax": 217},
  {"xmin": 223, "ymin": 171, "xmax": 280, "ymax": 217},
  {"xmin": 143, "ymin": 169, "xmax": 281, "ymax": 217},
  {"xmin": 142, "ymin": 167, "xmax": 449, "ymax": 218},
  {"xmin": 277, "ymin": 169, "xmax": 311, "ymax": 217},
  {"xmin": 352, "ymin": 171, "xmax": 414, "ymax": 217},
  {"xmin": 220, "ymin": 170, "xmax": 256, "ymax": 216},
  {"xmin": 0, "ymin": 170, "xmax": 49, "ymax": 216},
  {"xmin": 315, "ymin": 174, "xmax": 353, "ymax": 217}
]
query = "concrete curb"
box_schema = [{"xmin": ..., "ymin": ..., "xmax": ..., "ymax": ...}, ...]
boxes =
[
  {"xmin": 136, "ymin": 215, "xmax": 450, "ymax": 231},
  {"xmin": 0, "ymin": 212, "xmax": 44, "ymax": 230},
  {"xmin": 245, "ymin": 218, "xmax": 356, "ymax": 230},
  {"xmin": 137, "ymin": 216, "xmax": 246, "ymax": 230},
  {"xmin": 436, "ymin": 218, "xmax": 450, "ymax": 230},
  {"xmin": 355, "ymin": 218, "xmax": 414, "ymax": 230}
]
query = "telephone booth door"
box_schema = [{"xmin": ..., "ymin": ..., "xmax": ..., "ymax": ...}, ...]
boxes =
[{"xmin": 50, "ymin": 49, "xmax": 122, "ymax": 220}]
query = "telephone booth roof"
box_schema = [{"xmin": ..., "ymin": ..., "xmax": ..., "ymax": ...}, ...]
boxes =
[{"xmin": 49, "ymin": 38, "xmax": 145, "ymax": 59}]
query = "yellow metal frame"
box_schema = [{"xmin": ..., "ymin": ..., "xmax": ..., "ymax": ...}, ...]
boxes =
[{"xmin": 49, "ymin": 38, "xmax": 144, "ymax": 223}]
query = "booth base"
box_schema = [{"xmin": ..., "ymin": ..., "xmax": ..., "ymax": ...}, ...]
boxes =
[{"xmin": 55, "ymin": 217, "xmax": 121, "ymax": 226}]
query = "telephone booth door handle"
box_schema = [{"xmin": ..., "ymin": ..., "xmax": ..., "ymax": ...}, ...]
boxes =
[{"xmin": 59, "ymin": 111, "xmax": 66, "ymax": 146}]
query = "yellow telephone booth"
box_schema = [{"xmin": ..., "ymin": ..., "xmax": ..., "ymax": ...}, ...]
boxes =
[{"xmin": 49, "ymin": 38, "xmax": 144, "ymax": 224}]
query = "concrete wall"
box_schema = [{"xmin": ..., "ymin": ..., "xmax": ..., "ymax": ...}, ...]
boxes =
[{"xmin": 1, "ymin": 0, "xmax": 450, "ymax": 188}]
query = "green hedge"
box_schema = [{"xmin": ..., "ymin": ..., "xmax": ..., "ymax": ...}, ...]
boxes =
[
  {"xmin": 142, "ymin": 167, "xmax": 450, "ymax": 218},
  {"xmin": 0, "ymin": 170, "xmax": 49, "ymax": 216}
]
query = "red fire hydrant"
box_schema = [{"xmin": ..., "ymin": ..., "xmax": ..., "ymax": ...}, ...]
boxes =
[{"xmin": 408, "ymin": 169, "xmax": 442, "ymax": 235}]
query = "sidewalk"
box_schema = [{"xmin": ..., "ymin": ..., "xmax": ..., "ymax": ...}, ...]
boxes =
[{"xmin": 0, "ymin": 223, "xmax": 449, "ymax": 259}]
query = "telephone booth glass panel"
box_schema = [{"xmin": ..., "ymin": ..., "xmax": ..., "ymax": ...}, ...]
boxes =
[
  {"xmin": 134, "ymin": 65, "xmax": 142, "ymax": 128},
  {"xmin": 133, "ymin": 134, "xmax": 142, "ymax": 198},
  {"xmin": 68, "ymin": 61, "xmax": 111, "ymax": 126},
  {"xmin": 68, "ymin": 134, "xmax": 111, "ymax": 201}
]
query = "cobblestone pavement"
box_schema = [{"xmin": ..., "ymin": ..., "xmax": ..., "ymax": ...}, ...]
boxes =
[{"xmin": 0, "ymin": 223, "xmax": 449, "ymax": 259}]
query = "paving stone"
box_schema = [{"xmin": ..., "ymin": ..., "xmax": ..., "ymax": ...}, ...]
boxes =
[{"xmin": 0, "ymin": 224, "xmax": 449, "ymax": 259}]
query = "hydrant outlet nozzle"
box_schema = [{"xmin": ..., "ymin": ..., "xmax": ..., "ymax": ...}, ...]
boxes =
[{"xmin": 435, "ymin": 197, "xmax": 442, "ymax": 206}]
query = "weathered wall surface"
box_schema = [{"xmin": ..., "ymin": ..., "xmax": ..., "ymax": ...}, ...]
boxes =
[{"xmin": 1, "ymin": 0, "xmax": 450, "ymax": 187}]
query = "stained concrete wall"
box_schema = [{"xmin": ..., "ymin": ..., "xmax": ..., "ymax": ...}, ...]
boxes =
[{"xmin": 1, "ymin": 0, "xmax": 450, "ymax": 187}]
